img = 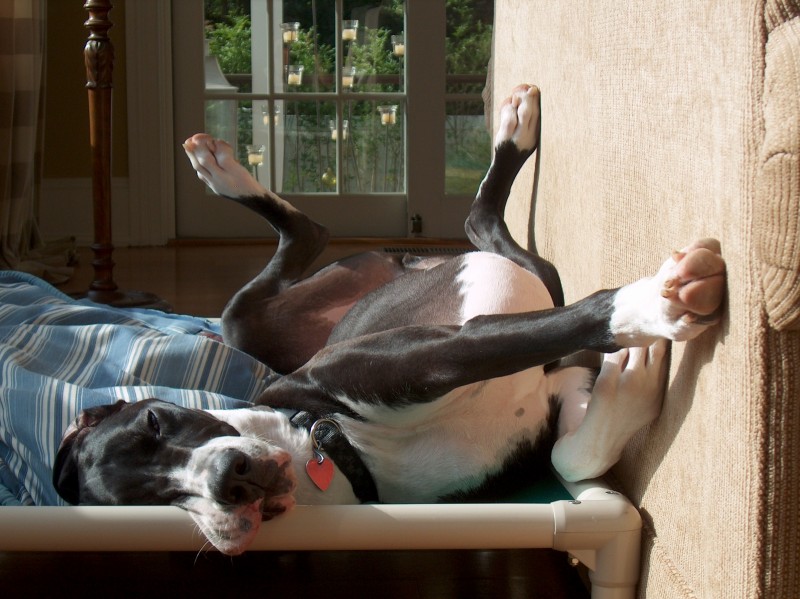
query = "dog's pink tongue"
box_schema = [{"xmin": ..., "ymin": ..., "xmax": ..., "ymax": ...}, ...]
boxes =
[
  {"xmin": 227, "ymin": 499, "xmax": 263, "ymax": 555},
  {"xmin": 242, "ymin": 499, "xmax": 263, "ymax": 526},
  {"xmin": 247, "ymin": 498, "xmax": 262, "ymax": 511}
]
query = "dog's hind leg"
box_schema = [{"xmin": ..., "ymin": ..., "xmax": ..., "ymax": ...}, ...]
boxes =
[
  {"xmin": 184, "ymin": 134, "xmax": 412, "ymax": 373},
  {"xmin": 183, "ymin": 134, "xmax": 329, "ymax": 290},
  {"xmin": 184, "ymin": 134, "xmax": 337, "ymax": 371},
  {"xmin": 465, "ymin": 85, "xmax": 564, "ymax": 306}
]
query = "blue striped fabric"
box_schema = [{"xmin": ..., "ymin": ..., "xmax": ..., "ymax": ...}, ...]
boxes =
[{"xmin": 0, "ymin": 272, "xmax": 273, "ymax": 506}]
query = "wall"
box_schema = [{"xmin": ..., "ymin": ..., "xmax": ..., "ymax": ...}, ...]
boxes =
[{"xmin": 40, "ymin": 0, "xmax": 129, "ymax": 243}]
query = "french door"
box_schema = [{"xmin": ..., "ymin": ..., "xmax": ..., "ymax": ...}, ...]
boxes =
[{"xmin": 171, "ymin": 0, "xmax": 490, "ymax": 238}]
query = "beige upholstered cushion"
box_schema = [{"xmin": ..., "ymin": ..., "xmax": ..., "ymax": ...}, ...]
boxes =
[
  {"xmin": 758, "ymin": 2, "xmax": 800, "ymax": 330},
  {"xmin": 493, "ymin": 1, "xmax": 800, "ymax": 597}
]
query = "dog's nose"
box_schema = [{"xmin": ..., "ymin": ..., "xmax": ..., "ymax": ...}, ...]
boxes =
[{"xmin": 212, "ymin": 449, "xmax": 278, "ymax": 506}]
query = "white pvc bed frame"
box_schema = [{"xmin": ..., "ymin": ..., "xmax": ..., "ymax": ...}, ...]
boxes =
[{"xmin": 0, "ymin": 475, "xmax": 641, "ymax": 598}]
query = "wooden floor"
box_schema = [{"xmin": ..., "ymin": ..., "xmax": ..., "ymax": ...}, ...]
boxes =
[
  {"xmin": 0, "ymin": 548, "xmax": 589, "ymax": 598},
  {"xmin": 57, "ymin": 239, "xmax": 474, "ymax": 317},
  {"xmin": 43, "ymin": 239, "xmax": 591, "ymax": 598}
]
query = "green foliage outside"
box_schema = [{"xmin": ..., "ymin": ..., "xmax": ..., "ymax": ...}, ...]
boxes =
[
  {"xmin": 203, "ymin": 0, "xmax": 492, "ymax": 194},
  {"xmin": 206, "ymin": 13, "xmax": 252, "ymax": 76}
]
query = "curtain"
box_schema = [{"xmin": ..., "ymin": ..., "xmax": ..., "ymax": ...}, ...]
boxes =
[{"xmin": 0, "ymin": 0, "xmax": 74, "ymax": 283}]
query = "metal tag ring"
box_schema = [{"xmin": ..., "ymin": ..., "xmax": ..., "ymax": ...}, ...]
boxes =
[{"xmin": 309, "ymin": 418, "xmax": 341, "ymax": 451}]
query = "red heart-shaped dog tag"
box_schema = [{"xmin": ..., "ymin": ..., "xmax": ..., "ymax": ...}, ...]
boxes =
[{"xmin": 306, "ymin": 457, "xmax": 334, "ymax": 491}]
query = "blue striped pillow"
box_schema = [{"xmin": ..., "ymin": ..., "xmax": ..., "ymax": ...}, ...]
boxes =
[{"xmin": 0, "ymin": 272, "xmax": 272, "ymax": 505}]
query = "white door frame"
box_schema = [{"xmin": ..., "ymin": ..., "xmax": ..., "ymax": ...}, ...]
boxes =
[{"xmin": 124, "ymin": 0, "xmax": 176, "ymax": 245}]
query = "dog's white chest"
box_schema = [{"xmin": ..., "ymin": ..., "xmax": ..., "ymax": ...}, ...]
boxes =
[
  {"xmin": 456, "ymin": 253, "xmax": 554, "ymax": 321},
  {"xmin": 341, "ymin": 367, "xmax": 552, "ymax": 503}
]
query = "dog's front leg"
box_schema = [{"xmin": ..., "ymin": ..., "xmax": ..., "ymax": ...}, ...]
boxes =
[
  {"xmin": 551, "ymin": 341, "xmax": 669, "ymax": 482},
  {"xmin": 260, "ymin": 240, "xmax": 723, "ymax": 412},
  {"xmin": 259, "ymin": 296, "xmax": 622, "ymax": 411}
]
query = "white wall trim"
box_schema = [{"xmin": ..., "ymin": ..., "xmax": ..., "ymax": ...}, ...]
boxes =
[{"xmin": 124, "ymin": 0, "xmax": 176, "ymax": 245}]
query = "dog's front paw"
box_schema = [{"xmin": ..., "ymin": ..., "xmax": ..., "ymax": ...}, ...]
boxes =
[
  {"xmin": 495, "ymin": 84, "xmax": 540, "ymax": 153},
  {"xmin": 610, "ymin": 239, "xmax": 726, "ymax": 345},
  {"xmin": 552, "ymin": 341, "xmax": 668, "ymax": 482},
  {"xmin": 592, "ymin": 341, "xmax": 668, "ymax": 432},
  {"xmin": 659, "ymin": 239, "xmax": 726, "ymax": 323}
]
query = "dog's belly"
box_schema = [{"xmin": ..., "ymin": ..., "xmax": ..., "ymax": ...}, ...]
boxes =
[
  {"xmin": 338, "ymin": 366, "xmax": 556, "ymax": 503},
  {"xmin": 455, "ymin": 252, "xmax": 554, "ymax": 320},
  {"xmin": 326, "ymin": 253, "xmax": 559, "ymax": 502},
  {"xmin": 330, "ymin": 252, "xmax": 554, "ymax": 343}
]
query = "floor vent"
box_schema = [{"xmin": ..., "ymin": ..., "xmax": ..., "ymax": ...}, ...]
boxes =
[{"xmin": 383, "ymin": 246, "xmax": 473, "ymax": 255}]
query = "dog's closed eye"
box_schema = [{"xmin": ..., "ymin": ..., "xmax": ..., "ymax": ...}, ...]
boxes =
[{"xmin": 147, "ymin": 410, "xmax": 161, "ymax": 438}]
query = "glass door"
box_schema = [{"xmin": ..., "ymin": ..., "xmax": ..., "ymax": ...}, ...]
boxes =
[
  {"xmin": 173, "ymin": 0, "xmax": 409, "ymax": 237},
  {"xmin": 171, "ymin": 0, "xmax": 494, "ymax": 239}
]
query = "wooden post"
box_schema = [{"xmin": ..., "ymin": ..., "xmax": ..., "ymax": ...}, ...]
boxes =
[
  {"xmin": 82, "ymin": 1, "xmax": 168, "ymax": 309},
  {"xmin": 83, "ymin": 0, "xmax": 117, "ymax": 302}
]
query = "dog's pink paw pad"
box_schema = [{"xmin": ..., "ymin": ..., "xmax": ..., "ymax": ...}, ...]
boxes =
[
  {"xmin": 183, "ymin": 133, "xmax": 267, "ymax": 199},
  {"xmin": 612, "ymin": 238, "xmax": 726, "ymax": 344},
  {"xmin": 661, "ymin": 245, "xmax": 726, "ymax": 319},
  {"xmin": 494, "ymin": 84, "xmax": 540, "ymax": 152}
]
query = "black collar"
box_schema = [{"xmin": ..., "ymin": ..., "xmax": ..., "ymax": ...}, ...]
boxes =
[{"xmin": 288, "ymin": 411, "xmax": 379, "ymax": 504}]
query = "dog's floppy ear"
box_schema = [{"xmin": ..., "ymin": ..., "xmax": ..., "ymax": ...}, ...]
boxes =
[{"xmin": 52, "ymin": 400, "xmax": 130, "ymax": 504}]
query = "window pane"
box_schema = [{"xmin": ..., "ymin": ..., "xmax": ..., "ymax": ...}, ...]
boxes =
[
  {"xmin": 342, "ymin": 100, "xmax": 405, "ymax": 193},
  {"xmin": 204, "ymin": 1, "xmax": 252, "ymax": 93},
  {"xmin": 280, "ymin": 100, "xmax": 337, "ymax": 193},
  {"xmin": 275, "ymin": 100, "xmax": 406, "ymax": 194},
  {"xmin": 446, "ymin": 99, "xmax": 491, "ymax": 195},
  {"xmin": 204, "ymin": 0, "xmax": 407, "ymax": 196},
  {"xmin": 342, "ymin": 0, "xmax": 405, "ymax": 94},
  {"xmin": 445, "ymin": 0, "xmax": 493, "ymax": 195},
  {"xmin": 276, "ymin": 2, "xmax": 405, "ymax": 95},
  {"xmin": 205, "ymin": 98, "xmax": 242, "ymax": 151},
  {"xmin": 278, "ymin": 3, "xmax": 335, "ymax": 94}
]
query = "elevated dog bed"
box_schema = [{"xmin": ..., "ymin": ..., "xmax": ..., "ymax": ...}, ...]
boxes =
[{"xmin": 0, "ymin": 271, "xmax": 641, "ymax": 598}]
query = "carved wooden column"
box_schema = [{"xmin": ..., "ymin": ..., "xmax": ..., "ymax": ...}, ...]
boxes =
[
  {"xmin": 83, "ymin": 0, "xmax": 117, "ymax": 302},
  {"xmin": 83, "ymin": 1, "xmax": 167, "ymax": 309}
]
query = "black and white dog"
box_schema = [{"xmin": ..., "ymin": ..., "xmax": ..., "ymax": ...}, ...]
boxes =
[{"xmin": 53, "ymin": 85, "xmax": 726, "ymax": 556}]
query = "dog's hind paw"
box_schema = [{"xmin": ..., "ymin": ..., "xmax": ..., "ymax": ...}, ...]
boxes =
[
  {"xmin": 611, "ymin": 239, "xmax": 726, "ymax": 344},
  {"xmin": 183, "ymin": 133, "xmax": 267, "ymax": 200},
  {"xmin": 495, "ymin": 84, "xmax": 540, "ymax": 153}
]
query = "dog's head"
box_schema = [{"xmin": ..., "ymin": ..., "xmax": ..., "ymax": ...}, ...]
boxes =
[{"xmin": 53, "ymin": 399, "xmax": 296, "ymax": 555}]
